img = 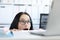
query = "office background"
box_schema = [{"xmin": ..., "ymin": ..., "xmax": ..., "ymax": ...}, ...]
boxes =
[{"xmin": 0, "ymin": 0, "xmax": 52, "ymax": 29}]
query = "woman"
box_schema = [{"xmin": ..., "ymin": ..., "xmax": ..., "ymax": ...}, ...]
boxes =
[{"xmin": 9, "ymin": 12, "xmax": 33, "ymax": 31}]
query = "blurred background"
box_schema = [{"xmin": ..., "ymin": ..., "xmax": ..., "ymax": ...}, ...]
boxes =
[{"xmin": 0, "ymin": 0, "xmax": 53, "ymax": 30}]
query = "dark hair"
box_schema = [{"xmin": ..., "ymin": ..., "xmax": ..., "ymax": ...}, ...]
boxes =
[{"xmin": 9, "ymin": 12, "xmax": 33, "ymax": 30}]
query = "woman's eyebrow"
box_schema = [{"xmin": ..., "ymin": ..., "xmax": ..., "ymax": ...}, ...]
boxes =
[{"xmin": 20, "ymin": 19, "xmax": 30, "ymax": 21}]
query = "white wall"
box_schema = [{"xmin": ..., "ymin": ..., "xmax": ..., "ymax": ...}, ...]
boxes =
[{"xmin": 0, "ymin": 0, "xmax": 53, "ymax": 29}]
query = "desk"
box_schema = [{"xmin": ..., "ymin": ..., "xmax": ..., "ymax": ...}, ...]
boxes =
[
  {"xmin": 0, "ymin": 36, "xmax": 60, "ymax": 40},
  {"xmin": 0, "ymin": 31, "xmax": 60, "ymax": 40}
]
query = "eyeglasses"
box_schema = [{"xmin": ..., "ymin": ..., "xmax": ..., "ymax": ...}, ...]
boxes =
[{"xmin": 19, "ymin": 20, "xmax": 31, "ymax": 25}]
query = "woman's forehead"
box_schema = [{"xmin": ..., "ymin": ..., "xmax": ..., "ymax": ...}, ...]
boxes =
[{"xmin": 19, "ymin": 14, "xmax": 30, "ymax": 20}]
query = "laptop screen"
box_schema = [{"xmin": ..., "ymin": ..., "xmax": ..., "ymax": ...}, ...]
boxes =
[{"xmin": 39, "ymin": 14, "xmax": 49, "ymax": 30}]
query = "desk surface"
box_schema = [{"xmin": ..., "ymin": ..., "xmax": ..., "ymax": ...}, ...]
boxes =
[
  {"xmin": 0, "ymin": 36, "xmax": 60, "ymax": 40},
  {"xmin": 0, "ymin": 30, "xmax": 60, "ymax": 40}
]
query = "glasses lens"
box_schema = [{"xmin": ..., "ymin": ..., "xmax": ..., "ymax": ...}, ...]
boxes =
[{"xmin": 19, "ymin": 20, "xmax": 30, "ymax": 25}]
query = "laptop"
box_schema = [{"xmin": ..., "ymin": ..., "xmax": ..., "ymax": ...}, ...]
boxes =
[{"xmin": 30, "ymin": 0, "xmax": 60, "ymax": 36}]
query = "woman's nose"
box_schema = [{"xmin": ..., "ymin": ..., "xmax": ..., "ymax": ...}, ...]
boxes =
[{"xmin": 25, "ymin": 22, "xmax": 28, "ymax": 26}]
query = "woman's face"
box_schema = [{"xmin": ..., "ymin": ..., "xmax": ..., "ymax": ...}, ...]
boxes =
[{"xmin": 18, "ymin": 14, "xmax": 31, "ymax": 30}]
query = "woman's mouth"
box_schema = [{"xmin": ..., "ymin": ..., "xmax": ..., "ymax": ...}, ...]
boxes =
[{"xmin": 23, "ymin": 28, "xmax": 28, "ymax": 30}]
